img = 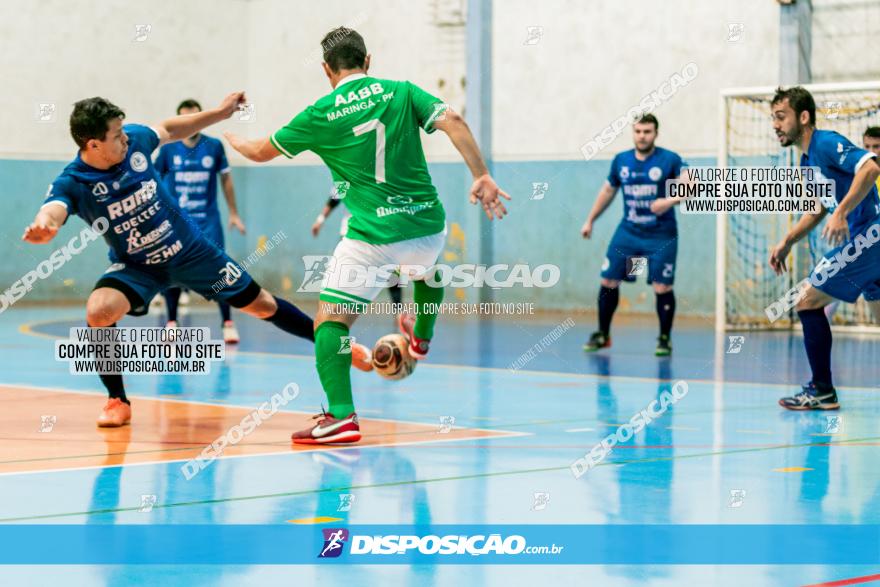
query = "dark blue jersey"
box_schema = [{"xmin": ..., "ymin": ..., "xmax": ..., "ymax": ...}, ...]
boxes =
[
  {"xmin": 607, "ymin": 147, "xmax": 685, "ymax": 234},
  {"xmin": 43, "ymin": 124, "xmax": 202, "ymax": 265},
  {"xmin": 801, "ymin": 129, "xmax": 880, "ymax": 235},
  {"xmin": 153, "ymin": 134, "xmax": 229, "ymax": 243}
]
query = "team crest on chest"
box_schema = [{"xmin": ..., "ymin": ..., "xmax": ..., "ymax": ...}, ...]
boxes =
[
  {"xmin": 202, "ymin": 155, "xmax": 214, "ymax": 169},
  {"xmin": 648, "ymin": 166, "xmax": 662, "ymax": 181},
  {"xmin": 130, "ymin": 151, "xmax": 148, "ymax": 172}
]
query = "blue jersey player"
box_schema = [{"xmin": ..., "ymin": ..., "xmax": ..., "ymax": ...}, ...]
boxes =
[
  {"xmin": 581, "ymin": 114, "xmax": 685, "ymax": 356},
  {"xmin": 769, "ymin": 87, "xmax": 880, "ymax": 410},
  {"xmin": 22, "ymin": 95, "xmax": 372, "ymax": 427},
  {"xmin": 154, "ymin": 99, "xmax": 246, "ymax": 343}
]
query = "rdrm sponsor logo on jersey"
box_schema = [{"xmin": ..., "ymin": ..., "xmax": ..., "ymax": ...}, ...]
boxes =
[{"xmin": 107, "ymin": 180, "xmax": 158, "ymax": 220}]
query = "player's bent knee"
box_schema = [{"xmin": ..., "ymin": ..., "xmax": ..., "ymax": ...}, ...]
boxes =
[
  {"xmin": 601, "ymin": 279, "xmax": 620, "ymax": 289},
  {"xmin": 653, "ymin": 284, "xmax": 673, "ymax": 294},
  {"xmin": 86, "ymin": 289, "xmax": 129, "ymax": 326},
  {"xmin": 795, "ymin": 286, "xmax": 828, "ymax": 312}
]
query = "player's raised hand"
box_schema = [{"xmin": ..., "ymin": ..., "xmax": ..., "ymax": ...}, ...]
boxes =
[
  {"xmin": 22, "ymin": 220, "xmax": 59, "ymax": 244},
  {"xmin": 581, "ymin": 220, "xmax": 593, "ymax": 239},
  {"xmin": 821, "ymin": 210, "xmax": 849, "ymax": 246},
  {"xmin": 469, "ymin": 174, "xmax": 511, "ymax": 220},
  {"xmin": 217, "ymin": 92, "xmax": 247, "ymax": 119},
  {"xmin": 768, "ymin": 239, "xmax": 791, "ymax": 275}
]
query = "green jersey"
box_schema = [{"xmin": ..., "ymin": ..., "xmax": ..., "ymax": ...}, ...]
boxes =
[{"xmin": 271, "ymin": 74, "xmax": 448, "ymax": 244}]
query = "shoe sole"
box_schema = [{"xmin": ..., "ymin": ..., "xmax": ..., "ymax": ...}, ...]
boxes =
[
  {"xmin": 97, "ymin": 419, "xmax": 130, "ymax": 428},
  {"xmin": 583, "ymin": 344, "xmax": 611, "ymax": 352},
  {"xmin": 778, "ymin": 400, "xmax": 840, "ymax": 411},
  {"xmin": 292, "ymin": 430, "xmax": 362, "ymax": 445}
]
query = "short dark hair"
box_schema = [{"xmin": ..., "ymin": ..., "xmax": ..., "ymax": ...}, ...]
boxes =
[
  {"xmin": 865, "ymin": 126, "xmax": 880, "ymax": 139},
  {"xmin": 771, "ymin": 86, "xmax": 816, "ymax": 126},
  {"xmin": 636, "ymin": 113, "xmax": 659, "ymax": 130},
  {"xmin": 321, "ymin": 27, "xmax": 367, "ymax": 72},
  {"xmin": 176, "ymin": 99, "xmax": 202, "ymax": 114},
  {"xmin": 69, "ymin": 97, "xmax": 125, "ymax": 149}
]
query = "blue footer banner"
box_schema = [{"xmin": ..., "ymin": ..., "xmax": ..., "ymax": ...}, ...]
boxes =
[{"xmin": 0, "ymin": 525, "xmax": 877, "ymax": 564}]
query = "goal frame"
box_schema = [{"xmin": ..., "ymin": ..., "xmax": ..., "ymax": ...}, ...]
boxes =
[{"xmin": 716, "ymin": 81, "xmax": 880, "ymax": 333}]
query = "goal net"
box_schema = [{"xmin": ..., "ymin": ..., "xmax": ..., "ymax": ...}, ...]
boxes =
[{"xmin": 717, "ymin": 82, "xmax": 880, "ymax": 331}]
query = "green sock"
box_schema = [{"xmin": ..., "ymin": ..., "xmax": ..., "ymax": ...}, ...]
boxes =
[
  {"xmin": 413, "ymin": 275, "xmax": 444, "ymax": 340},
  {"xmin": 314, "ymin": 321, "xmax": 354, "ymax": 418}
]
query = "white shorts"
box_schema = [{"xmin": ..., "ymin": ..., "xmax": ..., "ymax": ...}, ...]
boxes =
[{"xmin": 319, "ymin": 228, "xmax": 447, "ymax": 308}]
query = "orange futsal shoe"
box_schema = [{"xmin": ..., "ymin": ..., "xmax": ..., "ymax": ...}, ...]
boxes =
[
  {"xmin": 351, "ymin": 342, "xmax": 374, "ymax": 372},
  {"xmin": 97, "ymin": 398, "xmax": 131, "ymax": 428}
]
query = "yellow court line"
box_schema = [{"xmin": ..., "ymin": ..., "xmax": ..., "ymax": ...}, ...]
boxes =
[
  {"xmin": 287, "ymin": 516, "xmax": 343, "ymax": 525},
  {"xmin": 773, "ymin": 467, "xmax": 814, "ymax": 472}
]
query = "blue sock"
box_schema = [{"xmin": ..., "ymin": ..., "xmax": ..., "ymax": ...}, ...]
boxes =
[
  {"xmin": 164, "ymin": 288, "xmax": 181, "ymax": 322},
  {"xmin": 219, "ymin": 302, "xmax": 231, "ymax": 323},
  {"xmin": 797, "ymin": 308, "xmax": 833, "ymax": 388},
  {"xmin": 264, "ymin": 296, "xmax": 314, "ymax": 342}
]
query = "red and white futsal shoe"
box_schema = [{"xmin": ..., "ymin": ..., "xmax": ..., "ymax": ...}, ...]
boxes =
[
  {"xmin": 97, "ymin": 398, "xmax": 131, "ymax": 428},
  {"xmin": 292, "ymin": 410, "xmax": 361, "ymax": 445},
  {"xmin": 396, "ymin": 312, "xmax": 430, "ymax": 360}
]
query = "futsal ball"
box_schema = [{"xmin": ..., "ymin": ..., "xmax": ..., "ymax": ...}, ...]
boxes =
[{"xmin": 372, "ymin": 334, "xmax": 416, "ymax": 380}]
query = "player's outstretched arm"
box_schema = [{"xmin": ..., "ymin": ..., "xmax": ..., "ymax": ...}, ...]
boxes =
[
  {"xmin": 433, "ymin": 109, "xmax": 510, "ymax": 220},
  {"xmin": 821, "ymin": 158, "xmax": 880, "ymax": 245},
  {"xmin": 223, "ymin": 134, "xmax": 281, "ymax": 163},
  {"xmin": 155, "ymin": 92, "xmax": 247, "ymax": 147},
  {"xmin": 581, "ymin": 181, "xmax": 618, "ymax": 238},
  {"xmin": 768, "ymin": 208, "xmax": 828, "ymax": 274},
  {"xmin": 22, "ymin": 202, "xmax": 68, "ymax": 244}
]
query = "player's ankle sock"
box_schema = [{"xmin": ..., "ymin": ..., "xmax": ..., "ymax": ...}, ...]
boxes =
[
  {"xmin": 99, "ymin": 374, "xmax": 129, "ymax": 404},
  {"xmin": 656, "ymin": 290, "xmax": 676, "ymax": 337},
  {"xmin": 388, "ymin": 284, "xmax": 403, "ymax": 305},
  {"xmin": 219, "ymin": 302, "xmax": 231, "ymax": 323},
  {"xmin": 413, "ymin": 277, "xmax": 444, "ymax": 340},
  {"xmin": 264, "ymin": 296, "xmax": 314, "ymax": 342},
  {"xmin": 597, "ymin": 286, "xmax": 619, "ymax": 336},
  {"xmin": 164, "ymin": 288, "xmax": 181, "ymax": 322},
  {"xmin": 87, "ymin": 322, "xmax": 129, "ymax": 404},
  {"xmin": 315, "ymin": 321, "xmax": 354, "ymax": 418},
  {"xmin": 797, "ymin": 308, "xmax": 833, "ymax": 387}
]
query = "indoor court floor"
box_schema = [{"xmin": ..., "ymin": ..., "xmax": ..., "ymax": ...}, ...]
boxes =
[{"xmin": 1, "ymin": 305, "xmax": 879, "ymax": 586}]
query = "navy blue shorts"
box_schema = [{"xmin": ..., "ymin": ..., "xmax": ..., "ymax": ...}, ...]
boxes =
[
  {"xmin": 94, "ymin": 239, "xmax": 259, "ymax": 316},
  {"xmin": 601, "ymin": 223, "xmax": 678, "ymax": 285},
  {"xmin": 810, "ymin": 221, "xmax": 880, "ymax": 303}
]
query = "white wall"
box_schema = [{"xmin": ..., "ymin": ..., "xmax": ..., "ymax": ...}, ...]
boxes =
[
  {"xmin": 7, "ymin": 0, "xmax": 872, "ymax": 164},
  {"xmin": 492, "ymin": 0, "xmax": 780, "ymax": 161},
  {"xmin": 0, "ymin": 0, "xmax": 248, "ymax": 158}
]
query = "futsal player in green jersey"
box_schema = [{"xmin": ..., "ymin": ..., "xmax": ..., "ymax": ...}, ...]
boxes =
[{"xmin": 226, "ymin": 27, "xmax": 509, "ymax": 444}]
